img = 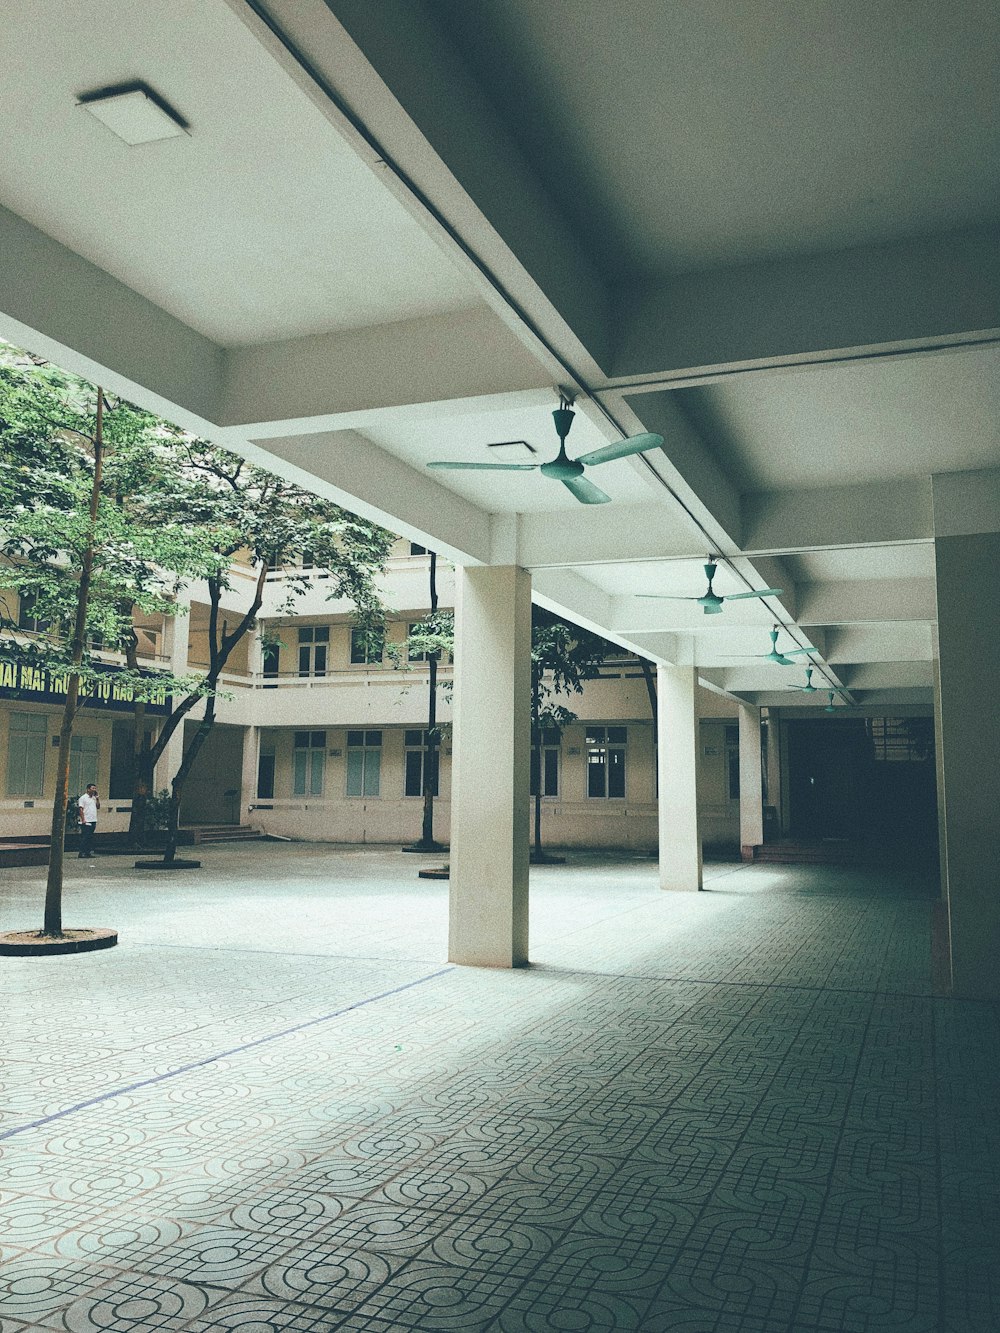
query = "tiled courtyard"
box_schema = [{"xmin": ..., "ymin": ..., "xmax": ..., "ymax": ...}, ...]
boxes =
[{"xmin": 1, "ymin": 844, "xmax": 997, "ymax": 1331}]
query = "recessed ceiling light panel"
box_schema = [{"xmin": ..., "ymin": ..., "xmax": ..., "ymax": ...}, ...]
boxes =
[{"xmin": 78, "ymin": 82, "xmax": 188, "ymax": 146}]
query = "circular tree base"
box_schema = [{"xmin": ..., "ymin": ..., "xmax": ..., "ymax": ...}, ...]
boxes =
[
  {"xmin": 0, "ymin": 928, "xmax": 118, "ymax": 957},
  {"xmin": 134, "ymin": 859, "xmax": 202, "ymax": 870},
  {"xmin": 418, "ymin": 867, "xmax": 450, "ymax": 880},
  {"xmin": 402, "ymin": 843, "xmax": 448, "ymax": 854},
  {"xmin": 530, "ymin": 853, "xmax": 566, "ymax": 865}
]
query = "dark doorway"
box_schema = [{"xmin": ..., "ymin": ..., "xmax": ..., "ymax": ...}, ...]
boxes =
[{"xmin": 786, "ymin": 716, "xmax": 937, "ymax": 850}]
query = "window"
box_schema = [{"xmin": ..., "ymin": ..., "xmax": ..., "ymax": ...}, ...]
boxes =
[
  {"xmin": 69, "ymin": 735, "xmax": 99, "ymax": 802},
  {"xmin": 262, "ymin": 641, "xmax": 279, "ymax": 688},
  {"xmin": 586, "ymin": 726, "xmax": 627, "ymax": 799},
  {"xmin": 530, "ymin": 734, "xmax": 560, "ymax": 798},
  {"xmin": 17, "ymin": 592, "xmax": 49, "ymax": 635},
  {"xmin": 297, "ymin": 626, "xmax": 329, "ymax": 677},
  {"xmin": 347, "ymin": 729, "xmax": 382, "ymax": 797},
  {"xmin": 409, "ymin": 542, "xmax": 428, "ymax": 556},
  {"xmin": 293, "ymin": 730, "xmax": 326, "ymax": 796},
  {"xmin": 404, "ymin": 729, "xmax": 439, "ymax": 797},
  {"xmin": 257, "ymin": 739, "xmax": 275, "ymax": 799},
  {"xmin": 7, "ymin": 712, "xmax": 47, "ymax": 796},
  {"xmin": 407, "ymin": 624, "xmax": 427, "ymax": 664},
  {"xmin": 350, "ymin": 627, "xmax": 384, "ymax": 665}
]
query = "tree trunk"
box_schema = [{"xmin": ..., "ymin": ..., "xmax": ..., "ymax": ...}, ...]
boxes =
[
  {"xmin": 418, "ymin": 551, "xmax": 443, "ymax": 849},
  {"xmin": 156, "ymin": 564, "xmax": 267, "ymax": 864},
  {"xmin": 43, "ymin": 390, "xmax": 104, "ymax": 934},
  {"xmin": 125, "ymin": 630, "xmax": 150, "ymax": 848},
  {"xmin": 639, "ymin": 655, "xmax": 657, "ymax": 747}
]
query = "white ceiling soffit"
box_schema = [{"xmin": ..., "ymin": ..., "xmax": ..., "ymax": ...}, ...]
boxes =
[
  {"xmin": 425, "ymin": 0, "xmax": 1000, "ymax": 276},
  {"xmin": 361, "ymin": 400, "xmax": 660, "ymax": 514},
  {"xmin": 0, "ymin": 0, "xmax": 479, "ymax": 347},
  {"xmin": 677, "ymin": 345, "xmax": 1000, "ymax": 493}
]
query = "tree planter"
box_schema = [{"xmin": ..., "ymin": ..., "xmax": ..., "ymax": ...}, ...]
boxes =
[
  {"xmin": 418, "ymin": 867, "xmax": 450, "ymax": 880},
  {"xmin": 402, "ymin": 843, "xmax": 448, "ymax": 854},
  {"xmin": 0, "ymin": 928, "xmax": 118, "ymax": 957},
  {"xmin": 530, "ymin": 852, "xmax": 566, "ymax": 865},
  {"xmin": 133, "ymin": 859, "xmax": 202, "ymax": 870}
]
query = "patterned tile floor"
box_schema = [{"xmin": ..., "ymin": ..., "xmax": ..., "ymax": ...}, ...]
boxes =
[{"xmin": 1, "ymin": 846, "xmax": 997, "ymax": 1331}]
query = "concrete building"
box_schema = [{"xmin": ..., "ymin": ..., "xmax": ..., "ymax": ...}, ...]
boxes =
[{"xmin": 0, "ymin": 0, "xmax": 996, "ymax": 999}]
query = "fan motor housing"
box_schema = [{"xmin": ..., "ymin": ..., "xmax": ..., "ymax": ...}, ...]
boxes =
[{"xmin": 540, "ymin": 456, "xmax": 584, "ymax": 480}]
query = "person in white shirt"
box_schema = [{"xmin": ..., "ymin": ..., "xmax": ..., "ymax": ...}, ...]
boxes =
[{"xmin": 77, "ymin": 784, "xmax": 100, "ymax": 858}]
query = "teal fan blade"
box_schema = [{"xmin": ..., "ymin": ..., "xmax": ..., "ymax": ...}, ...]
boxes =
[
  {"xmin": 576, "ymin": 432, "xmax": 664, "ymax": 466},
  {"xmin": 426, "ymin": 461, "xmax": 537, "ymax": 471},
  {"xmin": 561, "ymin": 475, "xmax": 611, "ymax": 505}
]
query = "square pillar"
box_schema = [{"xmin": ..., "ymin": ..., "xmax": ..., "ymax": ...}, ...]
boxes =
[
  {"xmin": 155, "ymin": 602, "xmax": 189, "ymax": 793},
  {"xmin": 657, "ymin": 664, "xmax": 702, "ymax": 891},
  {"xmin": 449, "ymin": 565, "xmax": 531, "ymax": 966},
  {"xmin": 739, "ymin": 703, "xmax": 764, "ymax": 861},
  {"xmin": 934, "ymin": 530, "xmax": 1000, "ymax": 1000},
  {"xmin": 241, "ymin": 725, "xmax": 260, "ymax": 823}
]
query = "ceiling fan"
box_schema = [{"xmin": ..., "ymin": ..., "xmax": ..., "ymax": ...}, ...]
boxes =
[
  {"xmin": 426, "ymin": 400, "xmax": 664, "ymax": 506},
  {"xmin": 637, "ymin": 557, "xmax": 783, "ymax": 614},
  {"xmin": 824, "ymin": 689, "xmax": 854, "ymax": 712},
  {"xmin": 787, "ymin": 667, "xmax": 819, "ymax": 693},
  {"xmin": 727, "ymin": 627, "xmax": 816, "ymax": 666}
]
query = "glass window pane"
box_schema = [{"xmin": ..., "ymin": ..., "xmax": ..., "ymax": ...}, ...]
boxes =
[
  {"xmin": 314, "ymin": 627, "xmax": 329, "ymax": 642},
  {"xmin": 404, "ymin": 749, "xmax": 422, "ymax": 797},
  {"xmin": 294, "ymin": 731, "xmax": 310, "ymax": 748},
  {"xmin": 363, "ymin": 749, "xmax": 381, "ymax": 797},
  {"xmin": 608, "ymin": 726, "xmax": 627, "ymax": 745},
  {"xmin": 311, "ymin": 731, "xmax": 326, "ymax": 749},
  {"xmin": 257, "ymin": 753, "xmax": 275, "ymax": 799},
  {"xmin": 346, "ymin": 749, "xmax": 364, "ymax": 796},
  {"xmin": 309, "ymin": 751, "xmax": 324, "ymax": 796},
  {"xmin": 365, "ymin": 730, "xmax": 382, "ymax": 747},
  {"xmin": 298, "ymin": 627, "xmax": 313, "ymax": 642},
  {"xmin": 314, "ymin": 645, "xmax": 327, "ymax": 675},
  {"xmin": 608, "ymin": 749, "xmax": 626, "ymax": 798},
  {"xmin": 585, "ymin": 727, "xmax": 605, "ymax": 744},
  {"xmin": 404, "ymin": 729, "xmax": 421, "ymax": 747},
  {"xmin": 293, "ymin": 750, "xmax": 307, "ymax": 795},
  {"xmin": 298, "ymin": 645, "xmax": 310, "ymax": 676},
  {"xmin": 346, "ymin": 730, "xmax": 363, "ymax": 747},
  {"xmin": 544, "ymin": 748, "xmax": 559, "ymax": 797},
  {"xmin": 587, "ymin": 750, "xmax": 607, "ymax": 798}
]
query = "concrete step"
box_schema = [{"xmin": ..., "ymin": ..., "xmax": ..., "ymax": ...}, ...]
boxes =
[{"xmin": 189, "ymin": 825, "xmax": 263, "ymax": 844}]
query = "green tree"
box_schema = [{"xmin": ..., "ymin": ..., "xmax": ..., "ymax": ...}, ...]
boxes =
[
  {"xmin": 530, "ymin": 607, "xmax": 608, "ymax": 863},
  {"xmin": 0, "ymin": 351, "xmax": 219, "ymax": 934},
  {"xmin": 130, "ymin": 440, "xmax": 395, "ymax": 861}
]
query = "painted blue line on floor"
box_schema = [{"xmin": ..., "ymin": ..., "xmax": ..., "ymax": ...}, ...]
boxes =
[{"xmin": 0, "ymin": 965, "xmax": 454, "ymax": 1143}]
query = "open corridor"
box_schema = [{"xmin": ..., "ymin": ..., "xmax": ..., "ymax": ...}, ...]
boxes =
[{"xmin": 1, "ymin": 846, "xmax": 996, "ymax": 1331}]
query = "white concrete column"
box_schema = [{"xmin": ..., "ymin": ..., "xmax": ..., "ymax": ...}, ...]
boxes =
[
  {"xmin": 657, "ymin": 665, "xmax": 702, "ymax": 891},
  {"xmin": 764, "ymin": 710, "xmax": 782, "ymax": 835},
  {"xmin": 448, "ymin": 565, "xmax": 531, "ymax": 966},
  {"xmin": 738, "ymin": 703, "xmax": 764, "ymax": 861},
  {"xmin": 240, "ymin": 725, "xmax": 260, "ymax": 823},
  {"xmin": 155, "ymin": 598, "xmax": 190, "ymax": 793},
  {"xmin": 934, "ymin": 530, "xmax": 1000, "ymax": 1000}
]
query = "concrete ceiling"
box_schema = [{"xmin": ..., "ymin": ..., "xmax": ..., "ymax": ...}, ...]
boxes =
[
  {"xmin": 0, "ymin": 0, "xmax": 479, "ymax": 345},
  {"xmin": 425, "ymin": 0, "xmax": 1000, "ymax": 276},
  {"xmin": 1, "ymin": 0, "xmax": 995, "ymax": 717}
]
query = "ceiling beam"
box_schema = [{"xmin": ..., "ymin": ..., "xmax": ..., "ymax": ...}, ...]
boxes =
[
  {"xmin": 742, "ymin": 480, "xmax": 933, "ymax": 553},
  {"xmin": 612, "ymin": 225, "xmax": 1000, "ymax": 382},
  {"xmin": 254, "ymin": 0, "xmax": 614, "ymax": 377},
  {"xmin": 218, "ymin": 307, "xmax": 552, "ymax": 433},
  {"xmin": 0, "ymin": 203, "xmax": 223, "ymax": 426},
  {"xmin": 241, "ymin": 428, "xmax": 492, "ymax": 565},
  {"xmin": 797, "ymin": 578, "xmax": 937, "ymax": 625}
]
